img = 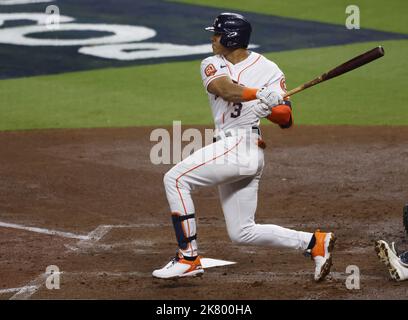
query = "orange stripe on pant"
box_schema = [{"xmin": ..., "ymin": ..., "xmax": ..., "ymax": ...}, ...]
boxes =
[{"xmin": 174, "ymin": 137, "xmax": 244, "ymax": 256}]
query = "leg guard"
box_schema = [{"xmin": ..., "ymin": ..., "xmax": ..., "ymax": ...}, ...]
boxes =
[{"xmin": 172, "ymin": 213, "xmax": 197, "ymax": 250}]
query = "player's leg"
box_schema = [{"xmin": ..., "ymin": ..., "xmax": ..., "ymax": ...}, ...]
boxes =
[
  {"xmin": 164, "ymin": 137, "xmax": 248, "ymax": 256},
  {"xmin": 218, "ymin": 174, "xmax": 313, "ymax": 250},
  {"xmin": 153, "ymin": 136, "xmax": 259, "ymax": 279},
  {"xmin": 218, "ymin": 174, "xmax": 336, "ymax": 281}
]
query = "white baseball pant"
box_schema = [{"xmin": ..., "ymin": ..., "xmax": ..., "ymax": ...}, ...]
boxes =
[{"xmin": 163, "ymin": 130, "xmax": 313, "ymax": 257}]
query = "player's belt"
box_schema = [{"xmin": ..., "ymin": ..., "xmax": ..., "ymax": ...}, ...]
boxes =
[
  {"xmin": 252, "ymin": 126, "xmax": 261, "ymax": 136},
  {"xmin": 213, "ymin": 126, "xmax": 261, "ymax": 142}
]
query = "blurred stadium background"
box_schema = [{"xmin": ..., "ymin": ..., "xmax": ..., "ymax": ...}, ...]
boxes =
[{"xmin": 0, "ymin": 0, "xmax": 407, "ymax": 130}]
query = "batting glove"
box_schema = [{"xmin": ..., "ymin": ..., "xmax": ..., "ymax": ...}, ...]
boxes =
[
  {"xmin": 256, "ymin": 87, "xmax": 283, "ymax": 108},
  {"xmin": 252, "ymin": 101, "xmax": 272, "ymax": 118}
]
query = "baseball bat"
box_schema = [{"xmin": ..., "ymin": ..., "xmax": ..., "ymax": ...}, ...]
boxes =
[{"xmin": 283, "ymin": 46, "xmax": 385, "ymax": 98}]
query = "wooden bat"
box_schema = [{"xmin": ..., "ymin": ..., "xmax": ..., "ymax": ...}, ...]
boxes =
[{"xmin": 283, "ymin": 46, "xmax": 385, "ymax": 98}]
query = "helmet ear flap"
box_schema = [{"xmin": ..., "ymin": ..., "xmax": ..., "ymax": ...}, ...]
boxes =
[
  {"xmin": 220, "ymin": 32, "xmax": 235, "ymax": 48},
  {"xmin": 221, "ymin": 37, "xmax": 237, "ymax": 49},
  {"xmin": 220, "ymin": 30, "xmax": 249, "ymax": 49}
]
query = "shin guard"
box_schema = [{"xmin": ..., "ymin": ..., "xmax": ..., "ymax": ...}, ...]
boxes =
[{"xmin": 171, "ymin": 213, "xmax": 196, "ymax": 250}]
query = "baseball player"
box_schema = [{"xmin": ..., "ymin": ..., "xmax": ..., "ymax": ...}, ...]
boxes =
[
  {"xmin": 375, "ymin": 240, "xmax": 408, "ymax": 281},
  {"xmin": 152, "ymin": 13, "xmax": 336, "ymax": 281}
]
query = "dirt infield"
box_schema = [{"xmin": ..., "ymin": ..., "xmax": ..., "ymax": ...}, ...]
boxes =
[{"xmin": 0, "ymin": 125, "xmax": 407, "ymax": 299}]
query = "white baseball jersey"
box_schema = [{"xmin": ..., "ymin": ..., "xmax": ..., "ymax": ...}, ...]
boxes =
[{"xmin": 200, "ymin": 51, "xmax": 287, "ymax": 130}]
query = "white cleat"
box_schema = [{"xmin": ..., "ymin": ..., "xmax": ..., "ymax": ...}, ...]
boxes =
[
  {"xmin": 152, "ymin": 252, "xmax": 204, "ymax": 279},
  {"xmin": 311, "ymin": 230, "xmax": 336, "ymax": 282},
  {"xmin": 374, "ymin": 240, "xmax": 408, "ymax": 281}
]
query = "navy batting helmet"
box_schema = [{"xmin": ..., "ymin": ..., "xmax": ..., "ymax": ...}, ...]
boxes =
[{"xmin": 205, "ymin": 13, "xmax": 252, "ymax": 49}]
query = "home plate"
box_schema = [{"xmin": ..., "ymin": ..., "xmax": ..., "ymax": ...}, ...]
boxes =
[{"xmin": 201, "ymin": 258, "xmax": 236, "ymax": 269}]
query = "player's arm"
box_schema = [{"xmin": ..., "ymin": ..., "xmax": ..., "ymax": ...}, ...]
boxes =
[
  {"xmin": 201, "ymin": 59, "xmax": 280, "ymax": 106},
  {"xmin": 207, "ymin": 76, "xmax": 260, "ymax": 103}
]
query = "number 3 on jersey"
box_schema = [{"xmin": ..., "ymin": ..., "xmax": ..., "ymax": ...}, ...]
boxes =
[{"xmin": 231, "ymin": 103, "xmax": 243, "ymax": 118}]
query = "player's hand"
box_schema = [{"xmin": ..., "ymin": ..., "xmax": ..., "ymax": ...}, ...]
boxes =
[
  {"xmin": 252, "ymin": 101, "xmax": 272, "ymax": 118},
  {"xmin": 256, "ymin": 87, "xmax": 283, "ymax": 108}
]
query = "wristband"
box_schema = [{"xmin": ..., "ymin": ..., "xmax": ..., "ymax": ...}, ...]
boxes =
[{"xmin": 241, "ymin": 88, "xmax": 258, "ymax": 101}]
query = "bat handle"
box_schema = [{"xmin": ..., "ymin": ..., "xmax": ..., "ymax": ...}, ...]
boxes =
[
  {"xmin": 282, "ymin": 75, "xmax": 324, "ymax": 98},
  {"xmin": 282, "ymin": 86, "xmax": 303, "ymax": 99}
]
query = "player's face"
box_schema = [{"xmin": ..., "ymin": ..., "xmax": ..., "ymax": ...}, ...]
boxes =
[{"xmin": 211, "ymin": 33, "xmax": 228, "ymax": 55}]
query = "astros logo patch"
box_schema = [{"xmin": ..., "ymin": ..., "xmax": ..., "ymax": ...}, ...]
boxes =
[
  {"xmin": 280, "ymin": 77, "xmax": 287, "ymax": 92},
  {"xmin": 205, "ymin": 64, "xmax": 217, "ymax": 77}
]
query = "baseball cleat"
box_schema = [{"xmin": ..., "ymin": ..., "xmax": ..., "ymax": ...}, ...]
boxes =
[
  {"xmin": 374, "ymin": 240, "xmax": 408, "ymax": 281},
  {"xmin": 311, "ymin": 230, "xmax": 336, "ymax": 282},
  {"xmin": 152, "ymin": 252, "xmax": 204, "ymax": 279}
]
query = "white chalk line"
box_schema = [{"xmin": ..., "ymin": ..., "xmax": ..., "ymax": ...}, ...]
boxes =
[
  {"xmin": 0, "ymin": 221, "xmax": 88, "ymax": 240},
  {"xmin": 0, "ymin": 220, "xmax": 172, "ymax": 243},
  {"xmin": 9, "ymin": 273, "xmax": 49, "ymax": 300},
  {"xmin": 0, "ymin": 220, "xmax": 175, "ymax": 242},
  {"xmin": 86, "ymin": 225, "xmax": 114, "ymax": 241},
  {"xmin": 0, "ymin": 286, "xmax": 38, "ymax": 294},
  {"xmin": 64, "ymin": 225, "xmax": 113, "ymax": 252},
  {"xmin": 0, "ymin": 220, "xmax": 233, "ymax": 244},
  {"xmin": 9, "ymin": 223, "xmax": 117, "ymax": 300}
]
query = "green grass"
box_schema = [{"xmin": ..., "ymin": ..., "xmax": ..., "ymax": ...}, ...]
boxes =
[
  {"xmin": 1, "ymin": 39, "xmax": 407, "ymax": 130},
  {"xmin": 0, "ymin": 62, "xmax": 210, "ymax": 130},
  {"xmin": 172, "ymin": 0, "xmax": 408, "ymax": 34},
  {"xmin": 0, "ymin": 61, "xmax": 212, "ymax": 130}
]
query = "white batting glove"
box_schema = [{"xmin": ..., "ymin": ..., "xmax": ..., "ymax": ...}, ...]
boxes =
[
  {"xmin": 256, "ymin": 87, "xmax": 283, "ymax": 108},
  {"xmin": 252, "ymin": 101, "xmax": 272, "ymax": 118}
]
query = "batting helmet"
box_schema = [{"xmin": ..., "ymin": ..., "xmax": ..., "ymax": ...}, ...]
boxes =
[{"xmin": 205, "ymin": 13, "xmax": 252, "ymax": 49}]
